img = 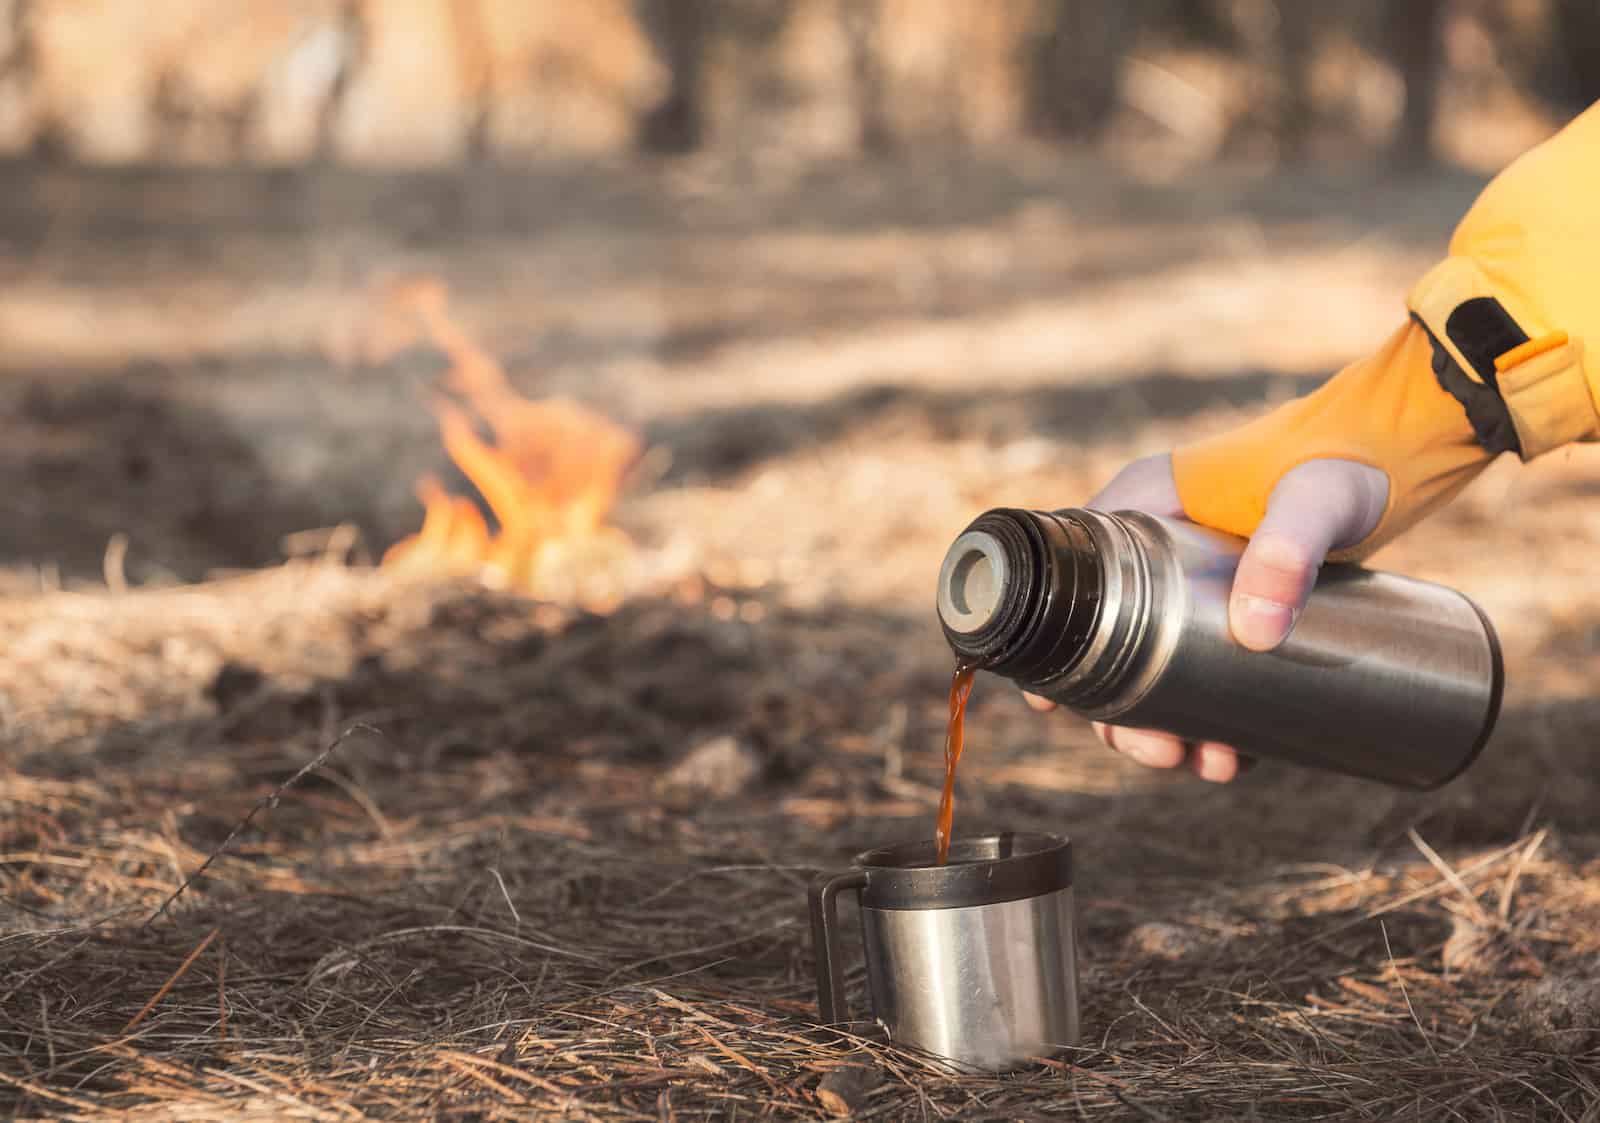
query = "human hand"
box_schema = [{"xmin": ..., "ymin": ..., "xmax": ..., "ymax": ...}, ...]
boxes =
[{"xmin": 1023, "ymin": 453, "xmax": 1388, "ymax": 782}]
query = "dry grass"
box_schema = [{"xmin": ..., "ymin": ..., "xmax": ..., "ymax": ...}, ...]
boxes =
[
  {"xmin": 5, "ymin": 148, "xmax": 1600, "ymax": 1120},
  {"xmin": 6, "ymin": 559, "xmax": 1600, "ymax": 1120}
]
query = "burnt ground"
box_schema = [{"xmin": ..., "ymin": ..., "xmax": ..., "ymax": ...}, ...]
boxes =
[{"xmin": 4, "ymin": 150, "xmax": 1600, "ymax": 1119}]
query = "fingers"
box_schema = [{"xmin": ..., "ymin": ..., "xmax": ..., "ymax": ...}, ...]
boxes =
[
  {"xmin": 1229, "ymin": 459, "xmax": 1388, "ymax": 652},
  {"xmin": 1084, "ymin": 453, "xmax": 1184, "ymax": 516},
  {"xmin": 1022, "ymin": 691, "xmax": 1057, "ymax": 713},
  {"xmin": 1091, "ymin": 721, "xmax": 1241, "ymax": 783},
  {"xmin": 1230, "ymin": 532, "xmax": 1315, "ymax": 651},
  {"xmin": 1188, "ymin": 742, "xmax": 1240, "ymax": 783},
  {"xmin": 1095, "ymin": 722, "xmax": 1185, "ymax": 769}
]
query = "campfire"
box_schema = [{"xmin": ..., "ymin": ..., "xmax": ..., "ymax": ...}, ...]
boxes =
[{"xmin": 370, "ymin": 279, "xmax": 641, "ymax": 609}]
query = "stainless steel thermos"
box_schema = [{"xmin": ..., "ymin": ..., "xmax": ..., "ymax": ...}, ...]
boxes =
[{"xmin": 936, "ymin": 507, "xmax": 1503, "ymax": 789}]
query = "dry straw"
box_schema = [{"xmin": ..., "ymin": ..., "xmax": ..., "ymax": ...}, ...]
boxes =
[{"xmin": 3, "ymin": 565, "xmax": 1599, "ymax": 1119}]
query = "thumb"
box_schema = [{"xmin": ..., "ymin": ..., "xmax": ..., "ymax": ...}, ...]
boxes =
[{"xmin": 1229, "ymin": 459, "xmax": 1388, "ymax": 652}]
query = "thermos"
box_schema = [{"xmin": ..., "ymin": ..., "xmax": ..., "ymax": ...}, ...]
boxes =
[{"xmin": 936, "ymin": 507, "xmax": 1503, "ymax": 789}]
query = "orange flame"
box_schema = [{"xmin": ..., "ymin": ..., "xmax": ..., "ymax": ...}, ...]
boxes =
[{"xmin": 377, "ymin": 279, "xmax": 640, "ymax": 605}]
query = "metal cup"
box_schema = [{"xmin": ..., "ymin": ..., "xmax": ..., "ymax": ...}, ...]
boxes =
[{"xmin": 808, "ymin": 831, "xmax": 1079, "ymax": 1072}]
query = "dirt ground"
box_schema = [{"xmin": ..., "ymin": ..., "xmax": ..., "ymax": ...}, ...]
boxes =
[{"xmin": 5, "ymin": 147, "xmax": 1600, "ymax": 1119}]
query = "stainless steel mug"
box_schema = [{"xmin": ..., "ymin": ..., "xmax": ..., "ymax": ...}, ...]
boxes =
[
  {"xmin": 936, "ymin": 507, "xmax": 1504, "ymax": 789},
  {"xmin": 808, "ymin": 831, "xmax": 1079, "ymax": 1072}
]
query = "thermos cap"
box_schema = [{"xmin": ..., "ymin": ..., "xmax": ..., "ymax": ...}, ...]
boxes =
[{"xmin": 935, "ymin": 508, "xmax": 1105, "ymax": 679}]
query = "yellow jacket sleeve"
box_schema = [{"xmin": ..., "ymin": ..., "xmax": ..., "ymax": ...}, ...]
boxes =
[{"xmin": 1172, "ymin": 101, "xmax": 1600, "ymax": 560}]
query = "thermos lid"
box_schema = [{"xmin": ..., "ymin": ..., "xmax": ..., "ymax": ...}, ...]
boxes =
[
  {"xmin": 853, "ymin": 831, "xmax": 1071, "ymax": 911},
  {"xmin": 935, "ymin": 509, "xmax": 1104, "ymax": 680}
]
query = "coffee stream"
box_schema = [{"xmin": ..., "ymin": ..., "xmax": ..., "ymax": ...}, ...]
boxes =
[{"xmin": 935, "ymin": 661, "xmax": 978, "ymax": 866}]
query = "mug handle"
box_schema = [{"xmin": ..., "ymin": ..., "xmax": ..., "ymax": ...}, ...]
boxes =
[{"xmin": 808, "ymin": 869, "xmax": 869, "ymax": 1025}]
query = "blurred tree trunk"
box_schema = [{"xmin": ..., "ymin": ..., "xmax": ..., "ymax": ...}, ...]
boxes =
[
  {"xmin": 1274, "ymin": 1, "xmax": 1315, "ymax": 163},
  {"xmin": 840, "ymin": 0, "xmax": 891, "ymax": 154},
  {"xmin": 637, "ymin": 0, "xmax": 708, "ymax": 154},
  {"xmin": 314, "ymin": 0, "xmax": 363, "ymax": 163},
  {"xmin": 1550, "ymin": 0, "xmax": 1600, "ymax": 110},
  {"xmin": 1385, "ymin": 0, "xmax": 1442, "ymax": 169},
  {"xmin": 1024, "ymin": 0, "xmax": 1140, "ymax": 142},
  {"xmin": 1173, "ymin": 0, "xmax": 1231, "ymax": 47}
]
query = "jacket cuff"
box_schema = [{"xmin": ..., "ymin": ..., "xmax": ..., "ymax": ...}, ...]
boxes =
[
  {"xmin": 1172, "ymin": 320, "xmax": 1495, "ymax": 561},
  {"xmin": 1407, "ymin": 254, "xmax": 1599, "ymax": 461}
]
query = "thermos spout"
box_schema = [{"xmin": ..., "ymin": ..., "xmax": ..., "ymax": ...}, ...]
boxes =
[{"xmin": 936, "ymin": 530, "xmax": 1008, "ymax": 635}]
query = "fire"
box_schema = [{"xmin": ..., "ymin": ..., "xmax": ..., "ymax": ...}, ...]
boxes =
[{"xmin": 374, "ymin": 278, "xmax": 640, "ymax": 606}]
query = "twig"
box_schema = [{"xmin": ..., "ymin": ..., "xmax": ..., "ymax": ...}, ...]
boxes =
[
  {"xmin": 37, "ymin": 994, "xmax": 55, "ymax": 1074},
  {"xmin": 216, "ymin": 936, "xmax": 228, "ymax": 1044},
  {"xmin": 304, "ymin": 925, "xmax": 601, "ymax": 991},
  {"xmin": 0, "ymin": 1069, "xmax": 102, "ymax": 1112},
  {"xmin": 1407, "ymin": 829, "xmax": 1546, "ymax": 970},
  {"xmin": 489, "ymin": 867, "xmax": 522, "ymax": 927},
  {"xmin": 1379, "ymin": 920, "xmax": 1437, "ymax": 1061},
  {"xmin": 122, "ymin": 927, "xmax": 220, "ymax": 1035},
  {"xmin": 437, "ymin": 1049, "xmax": 570, "ymax": 1097},
  {"xmin": 142, "ymin": 723, "xmax": 382, "ymax": 929},
  {"xmin": 1406, "ymin": 828, "xmax": 1493, "ymax": 928},
  {"xmin": 441, "ymin": 1053, "xmax": 530, "ymax": 1105},
  {"xmin": 1498, "ymin": 830, "xmax": 1547, "ymax": 923},
  {"xmin": 1293, "ymin": 837, "xmax": 1529, "ymax": 959}
]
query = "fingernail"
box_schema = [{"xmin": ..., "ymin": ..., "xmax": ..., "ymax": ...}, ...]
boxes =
[{"xmin": 1233, "ymin": 594, "xmax": 1294, "ymax": 650}]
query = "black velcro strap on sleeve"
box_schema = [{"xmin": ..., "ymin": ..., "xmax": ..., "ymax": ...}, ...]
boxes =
[
  {"xmin": 1444, "ymin": 297, "xmax": 1531, "ymax": 389},
  {"xmin": 1411, "ymin": 312, "xmax": 1523, "ymax": 457}
]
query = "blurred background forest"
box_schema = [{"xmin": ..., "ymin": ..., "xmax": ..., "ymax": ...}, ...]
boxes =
[{"xmin": 0, "ymin": 0, "xmax": 1590, "ymax": 173}]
